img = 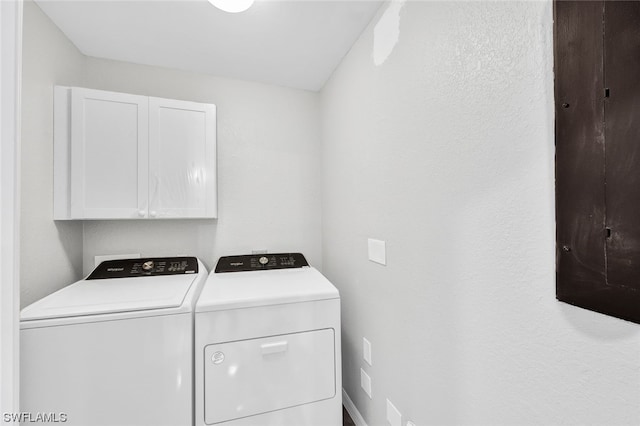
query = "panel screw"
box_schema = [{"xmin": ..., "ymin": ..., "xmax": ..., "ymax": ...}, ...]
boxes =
[
  {"xmin": 562, "ymin": 103, "xmax": 570, "ymax": 108},
  {"xmin": 562, "ymin": 245, "xmax": 571, "ymax": 252}
]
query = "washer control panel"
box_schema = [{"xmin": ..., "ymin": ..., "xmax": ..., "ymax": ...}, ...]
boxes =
[
  {"xmin": 215, "ymin": 253, "xmax": 309, "ymax": 273},
  {"xmin": 87, "ymin": 257, "xmax": 198, "ymax": 280}
]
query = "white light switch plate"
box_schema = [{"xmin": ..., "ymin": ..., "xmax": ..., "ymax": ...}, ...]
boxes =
[
  {"xmin": 360, "ymin": 369, "xmax": 372, "ymax": 399},
  {"xmin": 368, "ymin": 238, "xmax": 386, "ymax": 265},
  {"xmin": 386, "ymin": 399, "xmax": 402, "ymax": 426},
  {"xmin": 94, "ymin": 253, "xmax": 140, "ymax": 268},
  {"xmin": 363, "ymin": 337, "xmax": 373, "ymax": 366}
]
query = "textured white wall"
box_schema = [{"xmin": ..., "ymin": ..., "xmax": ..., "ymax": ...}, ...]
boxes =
[
  {"xmin": 21, "ymin": 0, "xmax": 85, "ymax": 308},
  {"xmin": 321, "ymin": 1, "xmax": 640, "ymax": 425},
  {"xmin": 81, "ymin": 58, "xmax": 322, "ymax": 275}
]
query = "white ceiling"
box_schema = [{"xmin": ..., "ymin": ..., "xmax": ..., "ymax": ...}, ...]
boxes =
[{"xmin": 34, "ymin": 0, "xmax": 383, "ymax": 91}]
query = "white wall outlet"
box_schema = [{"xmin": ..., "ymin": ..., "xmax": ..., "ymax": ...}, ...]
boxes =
[
  {"xmin": 94, "ymin": 253, "xmax": 140, "ymax": 268},
  {"xmin": 386, "ymin": 399, "xmax": 402, "ymax": 426},
  {"xmin": 360, "ymin": 368, "xmax": 372, "ymax": 399},
  {"xmin": 363, "ymin": 337, "xmax": 373, "ymax": 366},
  {"xmin": 368, "ymin": 238, "xmax": 386, "ymax": 265}
]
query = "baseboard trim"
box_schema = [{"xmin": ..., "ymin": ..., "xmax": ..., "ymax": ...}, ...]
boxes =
[{"xmin": 342, "ymin": 389, "xmax": 368, "ymax": 426}]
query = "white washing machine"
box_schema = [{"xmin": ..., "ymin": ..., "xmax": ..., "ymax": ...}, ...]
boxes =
[
  {"xmin": 20, "ymin": 256, "xmax": 208, "ymax": 426},
  {"xmin": 195, "ymin": 253, "xmax": 341, "ymax": 426}
]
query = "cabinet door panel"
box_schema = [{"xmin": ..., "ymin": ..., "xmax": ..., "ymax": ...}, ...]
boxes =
[
  {"xmin": 603, "ymin": 1, "xmax": 640, "ymax": 319},
  {"xmin": 149, "ymin": 97, "xmax": 216, "ymax": 218},
  {"xmin": 554, "ymin": 1, "xmax": 607, "ymax": 306},
  {"xmin": 555, "ymin": 1, "xmax": 640, "ymax": 323},
  {"xmin": 71, "ymin": 88, "xmax": 149, "ymax": 219}
]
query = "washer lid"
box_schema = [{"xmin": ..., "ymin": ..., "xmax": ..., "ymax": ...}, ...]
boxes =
[
  {"xmin": 20, "ymin": 274, "xmax": 199, "ymax": 322},
  {"xmin": 196, "ymin": 267, "xmax": 339, "ymax": 313}
]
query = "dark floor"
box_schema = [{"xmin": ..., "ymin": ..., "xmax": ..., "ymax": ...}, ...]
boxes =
[{"xmin": 343, "ymin": 406, "xmax": 356, "ymax": 426}]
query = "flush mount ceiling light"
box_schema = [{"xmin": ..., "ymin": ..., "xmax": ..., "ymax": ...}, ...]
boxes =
[{"xmin": 207, "ymin": 0, "xmax": 254, "ymax": 13}]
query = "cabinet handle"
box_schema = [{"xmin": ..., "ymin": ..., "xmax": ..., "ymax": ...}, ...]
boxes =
[
  {"xmin": 149, "ymin": 174, "xmax": 160, "ymax": 218},
  {"xmin": 138, "ymin": 210, "xmax": 145, "ymax": 217}
]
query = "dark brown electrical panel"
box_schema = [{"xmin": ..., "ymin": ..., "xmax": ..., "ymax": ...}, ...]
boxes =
[{"xmin": 555, "ymin": 1, "xmax": 640, "ymax": 323}]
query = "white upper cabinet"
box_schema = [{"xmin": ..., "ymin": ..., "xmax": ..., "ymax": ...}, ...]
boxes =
[
  {"xmin": 149, "ymin": 97, "xmax": 217, "ymax": 219},
  {"xmin": 70, "ymin": 88, "xmax": 149, "ymax": 219},
  {"xmin": 54, "ymin": 87, "xmax": 217, "ymax": 220}
]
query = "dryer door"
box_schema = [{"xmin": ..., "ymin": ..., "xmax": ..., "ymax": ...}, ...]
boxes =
[{"xmin": 203, "ymin": 328, "xmax": 335, "ymax": 424}]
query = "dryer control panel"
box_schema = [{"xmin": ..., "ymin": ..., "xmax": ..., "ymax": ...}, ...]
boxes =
[
  {"xmin": 87, "ymin": 257, "xmax": 198, "ymax": 280},
  {"xmin": 215, "ymin": 253, "xmax": 309, "ymax": 273}
]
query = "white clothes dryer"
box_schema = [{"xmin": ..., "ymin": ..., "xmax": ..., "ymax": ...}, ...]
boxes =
[
  {"xmin": 20, "ymin": 256, "xmax": 208, "ymax": 426},
  {"xmin": 195, "ymin": 253, "xmax": 342, "ymax": 426}
]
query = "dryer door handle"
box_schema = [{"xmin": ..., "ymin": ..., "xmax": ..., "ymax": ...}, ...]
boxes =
[{"xmin": 261, "ymin": 341, "xmax": 288, "ymax": 355}]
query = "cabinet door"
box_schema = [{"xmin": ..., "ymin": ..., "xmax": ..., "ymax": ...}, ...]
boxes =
[
  {"xmin": 554, "ymin": 2, "xmax": 607, "ymax": 308},
  {"xmin": 71, "ymin": 88, "xmax": 149, "ymax": 219},
  {"xmin": 602, "ymin": 2, "xmax": 640, "ymax": 317},
  {"xmin": 555, "ymin": 1, "xmax": 640, "ymax": 323},
  {"xmin": 148, "ymin": 97, "xmax": 217, "ymax": 218}
]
